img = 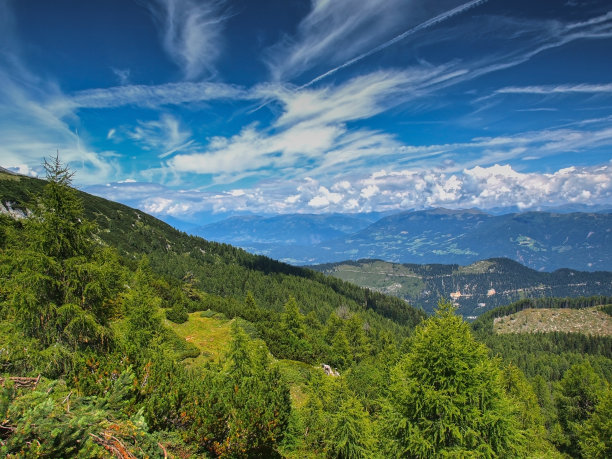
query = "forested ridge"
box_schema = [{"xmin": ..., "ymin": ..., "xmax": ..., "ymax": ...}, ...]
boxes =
[
  {"xmin": 312, "ymin": 259, "xmax": 612, "ymax": 317},
  {"xmin": 1, "ymin": 161, "xmax": 610, "ymax": 457}
]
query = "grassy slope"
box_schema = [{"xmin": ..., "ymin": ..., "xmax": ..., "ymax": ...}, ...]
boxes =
[
  {"xmin": 493, "ymin": 306, "xmax": 612, "ymax": 336},
  {"xmin": 167, "ymin": 312, "xmax": 320, "ymax": 409},
  {"xmin": 165, "ymin": 313, "xmax": 233, "ymax": 366}
]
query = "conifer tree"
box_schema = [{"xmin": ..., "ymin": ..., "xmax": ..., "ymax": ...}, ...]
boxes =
[
  {"xmin": 384, "ymin": 299, "xmax": 525, "ymax": 457},
  {"xmin": 501, "ymin": 364, "xmax": 556, "ymax": 456},
  {"xmin": 2, "ymin": 156, "xmax": 120, "ymax": 350},
  {"xmin": 556, "ymin": 362, "xmax": 607, "ymax": 457},
  {"xmin": 123, "ymin": 257, "xmax": 163, "ymax": 354},
  {"xmin": 579, "ymin": 388, "xmax": 612, "ymax": 458},
  {"xmin": 330, "ymin": 395, "xmax": 374, "ymax": 459},
  {"xmin": 279, "ymin": 296, "xmax": 312, "ymax": 360},
  {"xmin": 331, "ymin": 329, "xmax": 353, "ymax": 370},
  {"xmin": 31, "ymin": 155, "xmax": 95, "ymax": 260},
  {"xmin": 211, "ymin": 322, "xmax": 290, "ymax": 457}
]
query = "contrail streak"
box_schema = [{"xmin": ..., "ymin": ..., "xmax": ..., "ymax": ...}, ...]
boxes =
[{"xmin": 298, "ymin": 0, "xmax": 490, "ymax": 90}]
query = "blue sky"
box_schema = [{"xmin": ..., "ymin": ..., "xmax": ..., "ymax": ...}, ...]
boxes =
[{"xmin": 1, "ymin": 0, "xmax": 612, "ymax": 221}]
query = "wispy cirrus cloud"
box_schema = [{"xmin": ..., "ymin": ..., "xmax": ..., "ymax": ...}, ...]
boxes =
[
  {"xmin": 266, "ymin": 0, "xmax": 470, "ymax": 82},
  {"xmin": 167, "ymin": 71, "xmax": 430, "ymax": 179},
  {"xmin": 0, "ymin": 10, "xmax": 117, "ymax": 183},
  {"xmin": 297, "ymin": 0, "xmax": 489, "ymax": 88},
  {"xmin": 166, "ymin": 60, "xmax": 612, "ymax": 185},
  {"xmin": 127, "ymin": 114, "xmax": 195, "ymax": 158},
  {"xmin": 494, "ymin": 83, "xmax": 612, "ymax": 96},
  {"xmin": 58, "ymin": 81, "xmax": 247, "ymax": 110},
  {"xmin": 147, "ymin": 0, "xmax": 228, "ymax": 80}
]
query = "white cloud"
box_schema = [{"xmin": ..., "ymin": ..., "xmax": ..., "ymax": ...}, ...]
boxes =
[
  {"xmin": 266, "ymin": 0, "xmax": 469, "ymax": 82},
  {"xmin": 87, "ymin": 163, "xmax": 612, "ymax": 218},
  {"xmin": 0, "ymin": 67, "xmax": 118, "ymax": 185},
  {"xmin": 147, "ymin": 0, "xmax": 227, "ymax": 80},
  {"xmin": 6, "ymin": 164, "xmax": 38, "ymax": 177},
  {"xmin": 111, "ymin": 68, "xmax": 131, "ymax": 85},
  {"xmin": 168, "ymin": 70, "xmax": 438, "ymax": 180},
  {"xmin": 127, "ymin": 114, "xmax": 194, "ymax": 158},
  {"xmin": 61, "ymin": 81, "xmax": 247, "ymax": 110},
  {"xmin": 494, "ymin": 83, "xmax": 612, "ymax": 96}
]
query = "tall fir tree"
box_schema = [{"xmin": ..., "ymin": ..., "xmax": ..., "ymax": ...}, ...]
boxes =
[{"xmin": 384, "ymin": 299, "xmax": 525, "ymax": 457}]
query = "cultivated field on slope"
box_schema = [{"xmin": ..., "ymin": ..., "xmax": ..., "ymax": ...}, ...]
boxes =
[{"xmin": 493, "ymin": 306, "xmax": 612, "ymax": 336}]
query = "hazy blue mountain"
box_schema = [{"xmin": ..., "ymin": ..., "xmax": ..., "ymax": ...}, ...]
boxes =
[
  {"xmin": 195, "ymin": 213, "xmax": 377, "ymax": 246},
  {"xmin": 311, "ymin": 257, "xmax": 612, "ymax": 317},
  {"xmin": 313, "ymin": 208, "xmax": 612, "ymax": 271},
  {"xmin": 193, "ymin": 208, "xmax": 612, "ymax": 271}
]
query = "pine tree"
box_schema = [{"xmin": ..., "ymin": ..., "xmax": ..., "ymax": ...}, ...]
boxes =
[
  {"xmin": 556, "ymin": 362, "xmax": 607, "ymax": 457},
  {"xmin": 501, "ymin": 364, "xmax": 557, "ymax": 456},
  {"xmin": 211, "ymin": 322, "xmax": 291, "ymax": 457},
  {"xmin": 30, "ymin": 155, "xmax": 95, "ymax": 260},
  {"xmin": 330, "ymin": 395, "xmax": 374, "ymax": 459},
  {"xmin": 579, "ymin": 388, "xmax": 612, "ymax": 459},
  {"xmin": 123, "ymin": 257, "xmax": 163, "ymax": 354},
  {"xmin": 2, "ymin": 156, "xmax": 119, "ymax": 350},
  {"xmin": 279, "ymin": 296, "xmax": 312, "ymax": 361},
  {"xmin": 384, "ymin": 299, "xmax": 525, "ymax": 457}
]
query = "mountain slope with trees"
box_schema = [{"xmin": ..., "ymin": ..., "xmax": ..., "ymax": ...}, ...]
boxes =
[
  {"xmin": 312, "ymin": 258, "xmax": 612, "ymax": 317},
  {"xmin": 1, "ymin": 161, "xmax": 609, "ymax": 457}
]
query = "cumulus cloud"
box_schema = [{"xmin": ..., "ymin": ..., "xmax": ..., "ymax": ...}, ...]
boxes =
[
  {"xmin": 87, "ymin": 163, "xmax": 612, "ymax": 218},
  {"xmin": 147, "ymin": 0, "xmax": 227, "ymax": 80},
  {"xmin": 5, "ymin": 164, "xmax": 38, "ymax": 177}
]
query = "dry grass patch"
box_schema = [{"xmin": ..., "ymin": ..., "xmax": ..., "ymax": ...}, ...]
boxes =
[{"xmin": 494, "ymin": 306, "xmax": 612, "ymax": 336}]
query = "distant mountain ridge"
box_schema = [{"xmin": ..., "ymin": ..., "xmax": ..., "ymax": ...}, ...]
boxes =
[
  {"xmin": 195, "ymin": 207, "xmax": 612, "ymax": 271},
  {"xmin": 194, "ymin": 213, "xmax": 376, "ymax": 245},
  {"xmin": 311, "ymin": 258, "xmax": 612, "ymax": 317}
]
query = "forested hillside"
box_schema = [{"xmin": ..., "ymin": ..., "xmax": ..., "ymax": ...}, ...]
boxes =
[
  {"xmin": 1, "ymin": 162, "xmax": 610, "ymax": 457},
  {"xmin": 472, "ymin": 297, "xmax": 612, "ymax": 458},
  {"xmin": 312, "ymin": 258, "xmax": 612, "ymax": 317}
]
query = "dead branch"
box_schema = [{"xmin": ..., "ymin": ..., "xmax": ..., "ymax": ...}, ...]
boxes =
[
  {"xmin": 90, "ymin": 432, "xmax": 137, "ymax": 459},
  {"xmin": 158, "ymin": 441, "xmax": 168, "ymax": 459},
  {"xmin": 0, "ymin": 375, "xmax": 41, "ymax": 389}
]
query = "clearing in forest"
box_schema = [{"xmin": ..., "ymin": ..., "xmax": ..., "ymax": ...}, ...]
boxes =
[{"xmin": 493, "ymin": 306, "xmax": 612, "ymax": 336}]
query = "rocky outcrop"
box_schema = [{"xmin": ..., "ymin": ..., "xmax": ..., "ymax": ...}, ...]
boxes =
[
  {"xmin": 321, "ymin": 363, "xmax": 340, "ymax": 377},
  {"xmin": 0, "ymin": 201, "xmax": 29, "ymax": 219}
]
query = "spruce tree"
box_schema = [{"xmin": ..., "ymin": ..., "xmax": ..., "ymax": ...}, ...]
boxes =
[
  {"xmin": 330, "ymin": 395, "xmax": 374, "ymax": 459},
  {"xmin": 556, "ymin": 362, "xmax": 607, "ymax": 457},
  {"xmin": 3, "ymin": 156, "xmax": 119, "ymax": 351},
  {"xmin": 384, "ymin": 299, "xmax": 525, "ymax": 457},
  {"xmin": 579, "ymin": 388, "xmax": 612, "ymax": 459}
]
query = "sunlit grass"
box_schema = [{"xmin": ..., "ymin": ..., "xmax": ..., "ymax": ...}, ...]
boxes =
[{"xmin": 165, "ymin": 312, "xmax": 233, "ymax": 367}]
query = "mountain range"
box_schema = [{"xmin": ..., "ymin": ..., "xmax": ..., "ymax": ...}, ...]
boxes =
[
  {"xmin": 310, "ymin": 258, "xmax": 612, "ymax": 318},
  {"xmin": 194, "ymin": 208, "xmax": 612, "ymax": 271}
]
